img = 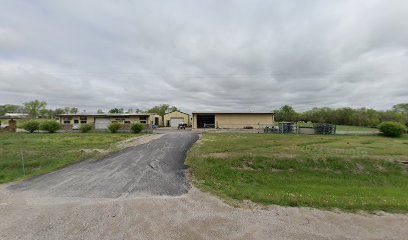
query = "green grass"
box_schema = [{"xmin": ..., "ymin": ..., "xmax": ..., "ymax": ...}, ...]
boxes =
[
  {"xmin": 336, "ymin": 125, "xmax": 378, "ymax": 131},
  {"xmin": 296, "ymin": 122, "xmax": 377, "ymax": 131},
  {"xmin": 186, "ymin": 133, "xmax": 408, "ymax": 213},
  {"xmin": 0, "ymin": 132, "xmax": 142, "ymax": 183}
]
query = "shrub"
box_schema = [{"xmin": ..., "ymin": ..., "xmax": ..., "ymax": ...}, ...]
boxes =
[
  {"xmin": 40, "ymin": 120, "xmax": 61, "ymax": 133},
  {"xmin": 108, "ymin": 122, "xmax": 121, "ymax": 133},
  {"xmin": 130, "ymin": 122, "xmax": 144, "ymax": 133},
  {"xmin": 378, "ymin": 121, "xmax": 406, "ymax": 137},
  {"xmin": 80, "ymin": 123, "xmax": 93, "ymax": 133},
  {"xmin": 22, "ymin": 120, "xmax": 40, "ymax": 133}
]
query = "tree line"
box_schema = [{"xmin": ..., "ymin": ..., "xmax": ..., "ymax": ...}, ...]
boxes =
[
  {"xmin": 274, "ymin": 104, "xmax": 408, "ymax": 127},
  {"xmin": 0, "ymin": 100, "xmax": 79, "ymax": 119},
  {"xmin": 0, "ymin": 100, "xmax": 178, "ymax": 120},
  {"xmin": 3, "ymin": 100, "xmax": 407, "ymax": 128}
]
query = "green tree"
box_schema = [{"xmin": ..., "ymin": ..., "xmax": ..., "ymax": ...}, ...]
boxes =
[
  {"xmin": 392, "ymin": 103, "xmax": 408, "ymax": 112},
  {"xmin": 109, "ymin": 108, "xmax": 124, "ymax": 113},
  {"xmin": 54, "ymin": 108, "xmax": 65, "ymax": 115},
  {"xmin": 0, "ymin": 104, "xmax": 24, "ymax": 116},
  {"xmin": 24, "ymin": 100, "xmax": 47, "ymax": 119},
  {"xmin": 274, "ymin": 105, "xmax": 299, "ymax": 122},
  {"xmin": 69, "ymin": 107, "xmax": 79, "ymax": 114}
]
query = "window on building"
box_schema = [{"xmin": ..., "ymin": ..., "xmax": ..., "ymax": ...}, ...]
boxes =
[
  {"xmin": 63, "ymin": 117, "xmax": 71, "ymax": 124},
  {"xmin": 81, "ymin": 121, "xmax": 87, "ymax": 124},
  {"xmin": 140, "ymin": 116, "xmax": 147, "ymax": 124},
  {"xmin": 74, "ymin": 119, "xmax": 79, "ymax": 124},
  {"xmin": 124, "ymin": 121, "xmax": 130, "ymax": 124}
]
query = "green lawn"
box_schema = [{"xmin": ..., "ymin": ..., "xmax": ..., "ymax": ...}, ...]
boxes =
[
  {"xmin": 186, "ymin": 133, "xmax": 408, "ymax": 213},
  {"xmin": 296, "ymin": 122, "xmax": 377, "ymax": 131},
  {"xmin": 0, "ymin": 132, "xmax": 141, "ymax": 183}
]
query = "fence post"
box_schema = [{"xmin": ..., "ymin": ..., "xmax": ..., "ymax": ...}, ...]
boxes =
[{"xmin": 20, "ymin": 150, "xmax": 26, "ymax": 176}]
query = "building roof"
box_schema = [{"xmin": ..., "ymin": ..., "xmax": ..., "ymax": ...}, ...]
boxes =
[
  {"xmin": 163, "ymin": 110, "xmax": 190, "ymax": 116},
  {"xmin": 0, "ymin": 116, "xmax": 22, "ymax": 120},
  {"xmin": 192, "ymin": 111, "xmax": 274, "ymax": 115},
  {"xmin": 5, "ymin": 113, "xmax": 28, "ymax": 117},
  {"xmin": 56, "ymin": 113, "xmax": 153, "ymax": 117}
]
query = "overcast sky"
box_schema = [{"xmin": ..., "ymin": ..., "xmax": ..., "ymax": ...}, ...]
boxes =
[{"xmin": 0, "ymin": 0, "xmax": 407, "ymax": 113}]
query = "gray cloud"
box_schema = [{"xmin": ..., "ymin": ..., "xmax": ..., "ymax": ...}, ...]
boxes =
[{"xmin": 0, "ymin": 0, "xmax": 407, "ymax": 113}]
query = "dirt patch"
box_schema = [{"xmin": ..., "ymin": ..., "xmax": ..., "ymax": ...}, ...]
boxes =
[
  {"xmin": 115, "ymin": 134, "xmax": 164, "ymax": 149},
  {"xmin": 208, "ymin": 152, "xmax": 233, "ymax": 159},
  {"xmin": 76, "ymin": 134, "xmax": 164, "ymax": 156}
]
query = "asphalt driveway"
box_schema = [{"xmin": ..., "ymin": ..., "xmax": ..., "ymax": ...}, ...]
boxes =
[{"xmin": 9, "ymin": 132, "xmax": 199, "ymax": 198}]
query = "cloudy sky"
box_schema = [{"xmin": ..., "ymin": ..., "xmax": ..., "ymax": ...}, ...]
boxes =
[{"xmin": 0, "ymin": 0, "xmax": 407, "ymax": 113}]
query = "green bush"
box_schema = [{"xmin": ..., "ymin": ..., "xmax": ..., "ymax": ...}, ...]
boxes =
[
  {"xmin": 22, "ymin": 120, "xmax": 40, "ymax": 133},
  {"xmin": 40, "ymin": 120, "xmax": 61, "ymax": 133},
  {"xmin": 130, "ymin": 122, "xmax": 144, "ymax": 133},
  {"xmin": 378, "ymin": 121, "xmax": 406, "ymax": 137},
  {"xmin": 80, "ymin": 123, "xmax": 93, "ymax": 133},
  {"xmin": 108, "ymin": 122, "xmax": 121, "ymax": 133}
]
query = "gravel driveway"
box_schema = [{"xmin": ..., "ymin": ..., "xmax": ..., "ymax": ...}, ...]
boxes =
[{"xmin": 1, "ymin": 131, "xmax": 407, "ymax": 240}]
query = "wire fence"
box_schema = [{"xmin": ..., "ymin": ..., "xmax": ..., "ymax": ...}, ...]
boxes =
[{"xmin": 201, "ymin": 122, "xmax": 336, "ymax": 135}]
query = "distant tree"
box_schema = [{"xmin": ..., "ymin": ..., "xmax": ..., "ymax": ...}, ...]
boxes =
[
  {"xmin": 109, "ymin": 108, "xmax": 124, "ymax": 113},
  {"xmin": 274, "ymin": 105, "xmax": 299, "ymax": 122},
  {"xmin": 38, "ymin": 108, "xmax": 55, "ymax": 119},
  {"xmin": 69, "ymin": 107, "xmax": 79, "ymax": 114},
  {"xmin": 0, "ymin": 104, "xmax": 24, "ymax": 116},
  {"xmin": 147, "ymin": 104, "xmax": 178, "ymax": 117},
  {"xmin": 392, "ymin": 103, "xmax": 408, "ymax": 127},
  {"xmin": 392, "ymin": 103, "xmax": 408, "ymax": 112},
  {"xmin": 97, "ymin": 109, "xmax": 104, "ymax": 114},
  {"xmin": 24, "ymin": 100, "xmax": 47, "ymax": 119},
  {"xmin": 54, "ymin": 108, "xmax": 65, "ymax": 115},
  {"xmin": 39, "ymin": 108, "xmax": 48, "ymax": 117}
]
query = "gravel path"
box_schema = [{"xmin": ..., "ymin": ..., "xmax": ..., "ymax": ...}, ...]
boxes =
[{"xmin": 1, "ymin": 132, "xmax": 407, "ymax": 240}]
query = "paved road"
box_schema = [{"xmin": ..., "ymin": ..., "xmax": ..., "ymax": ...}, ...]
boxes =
[{"xmin": 9, "ymin": 132, "xmax": 199, "ymax": 198}]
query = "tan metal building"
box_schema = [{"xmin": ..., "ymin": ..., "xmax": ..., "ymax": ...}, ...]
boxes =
[
  {"xmin": 163, "ymin": 110, "xmax": 191, "ymax": 127},
  {"xmin": 192, "ymin": 112, "xmax": 274, "ymax": 129}
]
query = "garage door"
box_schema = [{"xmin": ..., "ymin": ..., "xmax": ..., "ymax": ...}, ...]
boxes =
[
  {"xmin": 170, "ymin": 118, "xmax": 184, "ymax": 127},
  {"xmin": 95, "ymin": 118, "xmax": 111, "ymax": 130}
]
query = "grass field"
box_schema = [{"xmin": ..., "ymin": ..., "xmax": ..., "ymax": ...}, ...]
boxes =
[
  {"xmin": 296, "ymin": 122, "xmax": 377, "ymax": 131},
  {"xmin": 0, "ymin": 132, "xmax": 141, "ymax": 183},
  {"xmin": 186, "ymin": 133, "xmax": 408, "ymax": 212}
]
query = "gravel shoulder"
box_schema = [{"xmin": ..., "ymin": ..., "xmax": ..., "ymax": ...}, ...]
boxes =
[
  {"xmin": 0, "ymin": 132, "xmax": 407, "ymax": 240},
  {"xmin": 1, "ymin": 185, "xmax": 407, "ymax": 240}
]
